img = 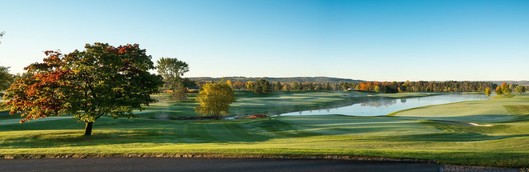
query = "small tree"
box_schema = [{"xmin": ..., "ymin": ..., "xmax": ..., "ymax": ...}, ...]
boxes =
[
  {"xmin": 515, "ymin": 85, "xmax": 526, "ymax": 94},
  {"xmin": 246, "ymin": 81, "xmax": 255, "ymax": 91},
  {"xmin": 225, "ymin": 80, "xmax": 233, "ymax": 89},
  {"xmin": 495, "ymin": 85, "xmax": 503, "ymax": 95},
  {"xmin": 3, "ymin": 43, "xmax": 163, "ymax": 136},
  {"xmin": 195, "ymin": 82, "xmax": 235, "ymax": 119},
  {"xmin": 0, "ymin": 66, "xmax": 14, "ymax": 90},
  {"xmin": 253, "ymin": 79, "xmax": 272, "ymax": 94},
  {"xmin": 500, "ymin": 82, "xmax": 512, "ymax": 95},
  {"xmin": 274, "ymin": 81, "xmax": 282, "ymax": 92},
  {"xmin": 374, "ymin": 85, "xmax": 381, "ymax": 93},
  {"xmin": 484, "ymin": 87, "xmax": 491, "ymax": 97},
  {"xmin": 156, "ymin": 57, "xmax": 189, "ymax": 101}
]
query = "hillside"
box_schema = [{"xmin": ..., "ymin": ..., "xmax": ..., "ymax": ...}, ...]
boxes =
[{"xmin": 491, "ymin": 81, "xmax": 529, "ymax": 86}]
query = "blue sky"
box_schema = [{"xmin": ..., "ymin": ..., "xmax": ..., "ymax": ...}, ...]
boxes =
[{"xmin": 0, "ymin": 0, "xmax": 528, "ymax": 81}]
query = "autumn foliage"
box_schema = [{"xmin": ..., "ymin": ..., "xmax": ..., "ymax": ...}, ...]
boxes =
[
  {"xmin": 195, "ymin": 82, "xmax": 235, "ymax": 119},
  {"xmin": 4, "ymin": 51, "xmax": 70, "ymax": 123},
  {"xmin": 3, "ymin": 43, "xmax": 163, "ymax": 135}
]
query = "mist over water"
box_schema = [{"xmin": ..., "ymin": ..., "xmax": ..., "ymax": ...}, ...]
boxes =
[{"xmin": 281, "ymin": 94, "xmax": 489, "ymax": 116}]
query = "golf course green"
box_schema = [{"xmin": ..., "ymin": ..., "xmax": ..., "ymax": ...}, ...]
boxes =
[{"xmin": 1, "ymin": 91, "xmax": 529, "ymax": 167}]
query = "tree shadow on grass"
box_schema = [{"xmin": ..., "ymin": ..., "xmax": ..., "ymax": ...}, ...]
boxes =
[
  {"xmin": 0, "ymin": 118, "xmax": 314, "ymax": 148},
  {"xmin": 0, "ymin": 130, "xmax": 163, "ymax": 148},
  {"xmin": 0, "ymin": 116, "xmax": 418, "ymax": 148},
  {"xmin": 5, "ymin": 114, "xmax": 528, "ymax": 149}
]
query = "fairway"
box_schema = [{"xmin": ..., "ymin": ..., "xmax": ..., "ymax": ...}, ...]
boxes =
[{"xmin": 1, "ymin": 92, "xmax": 529, "ymax": 167}]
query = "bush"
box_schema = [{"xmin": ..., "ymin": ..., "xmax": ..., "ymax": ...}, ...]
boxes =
[{"xmin": 247, "ymin": 114, "xmax": 268, "ymax": 119}]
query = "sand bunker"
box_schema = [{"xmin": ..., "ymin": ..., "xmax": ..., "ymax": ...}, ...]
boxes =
[{"xmin": 468, "ymin": 122, "xmax": 494, "ymax": 127}]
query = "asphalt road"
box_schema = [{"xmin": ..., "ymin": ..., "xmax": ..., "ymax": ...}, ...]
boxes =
[{"xmin": 0, "ymin": 158, "xmax": 440, "ymax": 172}]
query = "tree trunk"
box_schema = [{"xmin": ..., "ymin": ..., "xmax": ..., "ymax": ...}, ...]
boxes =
[{"xmin": 84, "ymin": 122, "xmax": 93, "ymax": 136}]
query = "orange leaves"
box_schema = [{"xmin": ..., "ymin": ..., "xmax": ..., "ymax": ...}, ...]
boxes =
[
  {"xmin": 117, "ymin": 44, "xmax": 140, "ymax": 55},
  {"xmin": 4, "ymin": 42, "xmax": 162, "ymax": 133},
  {"xmin": 4, "ymin": 50, "xmax": 70, "ymax": 123}
]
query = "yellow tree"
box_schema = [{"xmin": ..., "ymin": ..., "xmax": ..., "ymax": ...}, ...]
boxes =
[
  {"xmin": 195, "ymin": 82, "xmax": 235, "ymax": 119},
  {"xmin": 484, "ymin": 87, "xmax": 491, "ymax": 97},
  {"xmin": 515, "ymin": 85, "xmax": 526, "ymax": 94},
  {"xmin": 495, "ymin": 86, "xmax": 503, "ymax": 95},
  {"xmin": 500, "ymin": 82, "xmax": 511, "ymax": 95}
]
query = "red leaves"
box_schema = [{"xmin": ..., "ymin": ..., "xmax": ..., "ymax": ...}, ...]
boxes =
[
  {"xmin": 5, "ymin": 51, "xmax": 70, "ymax": 123},
  {"xmin": 117, "ymin": 44, "xmax": 140, "ymax": 55},
  {"xmin": 4, "ymin": 42, "xmax": 162, "ymax": 127},
  {"xmin": 247, "ymin": 114, "xmax": 268, "ymax": 119}
]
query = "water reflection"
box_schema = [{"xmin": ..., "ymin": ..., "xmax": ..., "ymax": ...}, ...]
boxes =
[
  {"xmin": 282, "ymin": 94, "xmax": 488, "ymax": 116},
  {"xmin": 360, "ymin": 98, "xmax": 396, "ymax": 107}
]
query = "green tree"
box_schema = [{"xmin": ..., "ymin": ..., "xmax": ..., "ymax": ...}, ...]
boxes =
[
  {"xmin": 246, "ymin": 81, "xmax": 255, "ymax": 91},
  {"xmin": 515, "ymin": 85, "xmax": 526, "ymax": 94},
  {"xmin": 274, "ymin": 81, "xmax": 282, "ymax": 92},
  {"xmin": 156, "ymin": 57, "xmax": 189, "ymax": 101},
  {"xmin": 253, "ymin": 79, "xmax": 272, "ymax": 94},
  {"xmin": 3, "ymin": 43, "xmax": 163, "ymax": 136},
  {"xmin": 484, "ymin": 87, "xmax": 491, "ymax": 97},
  {"xmin": 182, "ymin": 78, "xmax": 198, "ymax": 88},
  {"xmin": 195, "ymin": 82, "xmax": 235, "ymax": 119},
  {"xmin": 0, "ymin": 66, "xmax": 14, "ymax": 90}
]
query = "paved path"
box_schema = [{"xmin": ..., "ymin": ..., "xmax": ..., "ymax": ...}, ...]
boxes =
[{"xmin": 0, "ymin": 158, "xmax": 440, "ymax": 172}]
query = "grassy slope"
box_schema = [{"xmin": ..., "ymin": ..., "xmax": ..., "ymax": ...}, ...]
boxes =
[{"xmin": 1, "ymin": 92, "xmax": 529, "ymax": 167}]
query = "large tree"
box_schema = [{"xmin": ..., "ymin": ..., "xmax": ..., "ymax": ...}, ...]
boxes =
[
  {"xmin": 156, "ymin": 57, "xmax": 189, "ymax": 101},
  {"xmin": 195, "ymin": 82, "xmax": 235, "ymax": 119},
  {"xmin": 3, "ymin": 43, "xmax": 163, "ymax": 136}
]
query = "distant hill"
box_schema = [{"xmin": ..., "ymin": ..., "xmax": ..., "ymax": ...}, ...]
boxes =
[
  {"xmin": 188, "ymin": 76, "xmax": 363, "ymax": 83},
  {"xmin": 491, "ymin": 81, "xmax": 529, "ymax": 86}
]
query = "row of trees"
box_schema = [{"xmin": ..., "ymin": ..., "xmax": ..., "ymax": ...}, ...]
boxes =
[
  {"xmin": 195, "ymin": 79, "xmax": 508, "ymax": 94},
  {"xmin": 492, "ymin": 82, "xmax": 527, "ymax": 96},
  {"xmin": 197, "ymin": 80, "xmax": 355, "ymax": 93},
  {"xmin": 355, "ymin": 81, "xmax": 496, "ymax": 93}
]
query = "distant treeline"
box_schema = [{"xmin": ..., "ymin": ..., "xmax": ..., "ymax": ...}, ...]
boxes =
[
  {"xmin": 189, "ymin": 76, "xmax": 362, "ymax": 83},
  {"xmin": 355, "ymin": 81, "xmax": 496, "ymax": 93},
  {"xmin": 189, "ymin": 78, "xmax": 517, "ymax": 94},
  {"xmin": 194, "ymin": 79, "xmax": 353, "ymax": 92}
]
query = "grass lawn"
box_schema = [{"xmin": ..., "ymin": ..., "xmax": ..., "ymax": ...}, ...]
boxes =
[{"xmin": 1, "ymin": 92, "xmax": 529, "ymax": 167}]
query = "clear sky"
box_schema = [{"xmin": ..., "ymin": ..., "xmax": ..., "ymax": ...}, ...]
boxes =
[{"xmin": 0, "ymin": 0, "xmax": 528, "ymax": 81}]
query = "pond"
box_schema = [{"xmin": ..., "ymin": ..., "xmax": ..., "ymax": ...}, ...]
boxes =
[{"xmin": 280, "ymin": 94, "xmax": 489, "ymax": 116}]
